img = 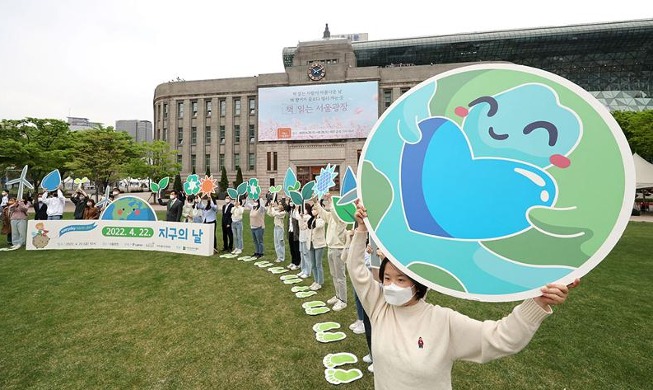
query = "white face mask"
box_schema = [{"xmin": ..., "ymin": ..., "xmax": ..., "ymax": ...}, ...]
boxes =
[{"xmin": 382, "ymin": 283, "xmax": 415, "ymax": 306}]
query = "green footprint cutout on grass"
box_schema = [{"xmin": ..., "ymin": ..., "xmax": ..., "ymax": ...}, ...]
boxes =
[
  {"xmin": 283, "ymin": 278, "xmax": 302, "ymax": 284},
  {"xmin": 219, "ymin": 254, "xmax": 238, "ymax": 258},
  {"xmin": 305, "ymin": 306, "xmax": 330, "ymax": 316},
  {"xmin": 324, "ymin": 368, "xmax": 363, "ymax": 384},
  {"xmin": 281, "ymin": 275, "xmax": 299, "ymax": 281},
  {"xmin": 253, "ymin": 260, "xmax": 267, "ymax": 266},
  {"xmin": 302, "ymin": 301, "xmax": 326, "ymax": 309},
  {"xmin": 255, "ymin": 262, "xmax": 273, "ymax": 268},
  {"xmin": 323, "ymin": 352, "xmax": 357, "ymax": 368},
  {"xmin": 313, "ymin": 322, "xmax": 341, "ymax": 333},
  {"xmin": 239, "ymin": 256, "xmax": 257, "ymax": 261},
  {"xmin": 316, "ymin": 331, "xmax": 347, "ymax": 343},
  {"xmin": 268, "ymin": 267, "xmax": 289, "ymax": 274},
  {"xmin": 295, "ymin": 291, "xmax": 317, "ymax": 298},
  {"xmin": 291, "ymin": 286, "xmax": 310, "ymax": 292}
]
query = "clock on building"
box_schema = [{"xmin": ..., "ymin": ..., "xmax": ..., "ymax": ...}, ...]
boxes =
[{"xmin": 308, "ymin": 62, "xmax": 326, "ymax": 81}]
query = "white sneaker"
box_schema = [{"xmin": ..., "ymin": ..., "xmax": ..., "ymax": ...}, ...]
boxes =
[
  {"xmin": 349, "ymin": 320, "xmax": 362, "ymax": 330},
  {"xmin": 353, "ymin": 322, "xmax": 366, "ymax": 334},
  {"xmin": 327, "ymin": 296, "xmax": 339, "ymax": 305},
  {"xmin": 332, "ymin": 300, "xmax": 347, "ymax": 312},
  {"xmin": 276, "ymin": 258, "xmax": 283, "ymax": 263},
  {"xmin": 309, "ymin": 283, "xmax": 322, "ymax": 291},
  {"xmin": 363, "ymin": 354, "xmax": 373, "ymax": 364},
  {"xmin": 299, "ymin": 273, "xmax": 309, "ymax": 279},
  {"xmin": 368, "ymin": 364, "xmax": 373, "ymax": 373},
  {"xmin": 235, "ymin": 249, "xmax": 242, "ymax": 254},
  {"xmin": 10, "ymin": 244, "xmax": 21, "ymax": 250}
]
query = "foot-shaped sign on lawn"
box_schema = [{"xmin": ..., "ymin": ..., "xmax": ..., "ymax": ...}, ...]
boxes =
[{"xmin": 359, "ymin": 63, "xmax": 635, "ymax": 301}]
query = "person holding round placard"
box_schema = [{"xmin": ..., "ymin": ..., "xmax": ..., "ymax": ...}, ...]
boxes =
[{"xmin": 348, "ymin": 200, "xmax": 579, "ymax": 390}]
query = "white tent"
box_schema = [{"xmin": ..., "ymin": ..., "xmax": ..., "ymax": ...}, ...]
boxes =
[{"xmin": 634, "ymin": 153, "xmax": 653, "ymax": 189}]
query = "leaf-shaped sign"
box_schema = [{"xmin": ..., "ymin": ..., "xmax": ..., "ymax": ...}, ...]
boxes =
[
  {"xmin": 332, "ymin": 195, "xmax": 357, "ymax": 224},
  {"xmin": 227, "ymin": 188, "xmax": 238, "ymax": 199},
  {"xmin": 341, "ymin": 166, "xmax": 357, "ymax": 197},
  {"xmin": 236, "ymin": 182, "xmax": 248, "ymax": 196},
  {"xmin": 150, "ymin": 183, "xmax": 160, "ymax": 193},
  {"xmin": 301, "ymin": 181, "xmax": 315, "ymax": 202},
  {"xmin": 270, "ymin": 185, "xmax": 282, "ymax": 193},
  {"xmin": 41, "ymin": 169, "xmax": 62, "ymax": 191},
  {"xmin": 289, "ymin": 190, "xmax": 303, "ymax": 206},
  {"xmin": 283, "ymin": 168, "xmax": 298, "ymax": 197},
  {"xmin": 158, "ymin": 177, "xmax": 170, "ymax": 190}
]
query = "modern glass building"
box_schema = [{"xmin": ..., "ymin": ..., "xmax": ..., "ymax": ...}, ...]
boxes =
[
  {"xmin": 284, "ymin": 19, "xmax": 653, "ymax": 111},
  {"xmin": 155, "ymin": 19, "xmax": 652, "ymax": 183}
]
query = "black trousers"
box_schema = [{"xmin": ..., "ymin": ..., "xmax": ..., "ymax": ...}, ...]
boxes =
[
  {"xmin": 288, "ymin": 231, "xmax": 300, "ymax": 266},
  {"xmin": 205, "ymin": 221, "xmax": 218, "ymax": 250},
  {"xmin": 222, "ymin": 223, "xmax": 233, "ymax": 251}
]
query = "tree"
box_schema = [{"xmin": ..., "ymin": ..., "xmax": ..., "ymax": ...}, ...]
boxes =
[
  {"xmin": 0, "ymin": 118, "xmax": 73, "ymax": 191},
  {"xmin": 613, "ymin": 110, "xmax": 653, "ymax": 162},
  {"xmin": 219, "ymin": 166, "xmax": 229, "ymax": 194},
  {"xmin": 126, "ymin": 140, "xmax": 181, "ymax": 202},
  {"xmin": 173, "ymin": 173, "xmax": 183, "ymax": 194},
  {"xmin": 66, "ymin": 125, "xmax": 141, "ymax": 199},
  {"xmin": 234, "ymin": 166, "xmax": 244, "ymax": 188}
]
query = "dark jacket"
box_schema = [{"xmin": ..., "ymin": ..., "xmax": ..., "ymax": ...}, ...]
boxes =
[
  {"xmin": 34, "ymin": 201, "xmax": 48, "ymax": 220},
  {"xmin": 70, "ymin": 194, "xmax": 88, "ymax": 219},
  {"xmin": 164, "ymin": 198, "xmax": 183, "ymax": 222},
  {"xmin": 221, "ymin": 202, "xmax": 233, "ymax": 226}
]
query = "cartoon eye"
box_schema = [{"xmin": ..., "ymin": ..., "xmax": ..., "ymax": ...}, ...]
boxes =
[
  {"xmin": 488, "ymin": 126, "xmax": 509, "ymax": 140},
  {"xmin": 523, "ymin": 121, "xmax": 559, "ymax": 146},
  {"xmin": 469, "ymin": 96, "xmax": 498, "ymax": 117}
]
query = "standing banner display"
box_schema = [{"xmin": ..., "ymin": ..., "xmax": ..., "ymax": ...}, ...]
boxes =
[
  {"xmin": 26, "ymin": 219, "xmax": 214, "ymax": 256},
  {"xmin": 358, "ymin": 63, "xmax": 635, "ymax": 302}
]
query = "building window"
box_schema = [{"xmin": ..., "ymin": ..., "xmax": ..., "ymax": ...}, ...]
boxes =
[
  {"xmin": 234, "ymin": 125, "xmax": 240, "ymax": 143},
  {"xmin": 177, "ymin": 127, "xmax": 183, "ymax": 146},
  {"xmin": 269, "ymin": 178, "xmax": 275, "ymax": 187},
  {"xmin": 205, "ymin": 100, "xmax": 212, "ymax": 117},
  {"xmin": 162, "ymin": 127, "xmax": 167, "ymax": 141},
  {"xmin": 357, "ymin": 149, "xmax": 362, "ymax": 162},
  {"xmin": 248, "ymin": 124, "xmax": 255, "ymax": 143},
  {"xmin": 219, "ymin": 153, "xmax": 225, "ymax": 169},
  {"xmin": 191, "ymin": 154, "xmax": 196, "ymax": 170},
  {"xmin": 234, "ymin": 153, "xmax": 240, "ymax": 170},
  {"xmin": 163, "ymin": 103, "xmax": 168, "ymax": 118},
  {"xmin": 219, "ymin": 125, "xmax": 225, "ymax": 144},
  {"xmin": 249, "ymin": 97, "xmax": 256, "ymax": 115},
  {"xmin": 248, "ymin": 153, "xmax": 255, "ymax": 170},
  {"xmin": 400, "ymin": 87, "xmax": 410, "ymax": 95},
  {"xmin": 205, "ymin": 154, "xmax": 211, "ymax": 170},
  {"xmin": 267, "ymin": 152, "xmax": 278, "ymax": 171},
  {"xmin": 177, "ymin": 154, "xmax": 182, "ymax": 165},
  {"xmin": 205, "ymin": 126, "xmax": 211, "ymax": 143},
  {"xmin": 234, "ymin": 99, "xmax": 241, "ymax": 116},
  {"xmin": 219, "ymin": 99, "xmax": 226, "ymax": 117},
  {"xmin": 191, "ymin": 100, "xmax": 198, "ymax": 117},
  {"xmin": 383, "ymin": 89, "xmax": 392, "ymax": 109},
  {"xmin": 177, "ymin": 101, "xmax": 184, "ymax": 118},
  {"xmin": 191, "ymin": 126, "xmax": 197, "ymax": 145}
]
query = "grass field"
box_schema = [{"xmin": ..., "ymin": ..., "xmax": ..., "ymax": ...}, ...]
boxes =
[{"xmin": 0, "ymin": 214, "xmax": 651, "ymax": 389}]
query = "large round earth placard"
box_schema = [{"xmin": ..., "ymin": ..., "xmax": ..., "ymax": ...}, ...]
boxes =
[
  {"xmin": 358, "ymin": 63, "xmax": 635, "ymax": 302},
  {"xmin": 99, "ymin": 196, "xmax": 158, "ymax": 221}
]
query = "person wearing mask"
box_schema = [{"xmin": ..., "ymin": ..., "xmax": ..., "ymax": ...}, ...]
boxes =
[
  {"xmin": 285, "ymin": 202, "xmax": 301, "ymax": 270},
  {"xmin": 83, "ymin": 198, "xmax": 100, "ymax": 220},
  {"xmin": 295, "ymin": 204, "xmax": 312, "ymax": 279},
  {"xmin": 246, "ymin": 199, "xmax": 266, "ymax": 258},
  {"xmin": 33, "ymin": 192, "xmax": 48, "ymax": 220},
  {"xmin": 8, "ymin": 196, "xmax": 31, "ymax": 249},
  {"xmin": 0, "ymin": 190, "xmax": 8, "ymax": 215},
  {"xmin": 198, "ymin": 195, "xmax": 218, "ymax": 253},
  {"xmin": 267, "ymin": 200, "xmax": 287, "ymax": 263},
  {"xmin": 40, "ymin": 186, "xmax": 66, "ymax": 220},
  {"xmin": 230, "ymin": 199, "xmax": 244, "ymax": 255},
  {"xmin": 307, "ymin": 202, "xmax": 327, "ymax": 291},
  {"xmin": 314, "ymin": 193, "xmax": 349, "ymax": 311},
  {"xmin": 348, "ymin": 201, "xmax": 580, "ymax": 390},
  {"xmin": 70, "ymin": 189, "xmax": 90, "ymax": 220},
  {"xmin": 2, "ymin": 197, "xmax": 14, "ymax": 245},
  {"xmin": 221, "ymin": 196, "xmax": 234, "ymax": 252},
  {"xmin": 182, "ymin": 195, "xmax": 196, "ymax": 223},
  {"xmin": 159, "ymin": 190, "xmax": 183, "ymax": 222}
]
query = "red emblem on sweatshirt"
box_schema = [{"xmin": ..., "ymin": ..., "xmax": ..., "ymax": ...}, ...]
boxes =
[{"xmin": 418, "ymin": 337, "xmax": 424, "ymax": 349}]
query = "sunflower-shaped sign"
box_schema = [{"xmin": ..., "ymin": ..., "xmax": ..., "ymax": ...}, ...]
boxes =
[{"xmin": 199, "ymin": 175, "xmax": 218, "ymax": 197}]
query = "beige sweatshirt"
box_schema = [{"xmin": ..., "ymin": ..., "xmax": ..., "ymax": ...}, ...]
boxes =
[
  {"xmin": 315, "ymin": 198, "xmax": 347, "ymax": 249},
  {"xmin": 346, "ymin": 231, "xmax": 551, "ymax": 390}
]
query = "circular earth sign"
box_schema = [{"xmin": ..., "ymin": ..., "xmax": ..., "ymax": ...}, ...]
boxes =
[
  {"xmin": 99, "ymin": 196, "xmax": 158, "ymax": 221},
  {"xmin": 358, "ymin": 63, "xmax": 635, "ymax": 302}
]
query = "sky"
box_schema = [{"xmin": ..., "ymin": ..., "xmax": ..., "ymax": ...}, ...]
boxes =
[{"xmin": 0, "ymin": 0, "xmax": 650, "ymax": 127}]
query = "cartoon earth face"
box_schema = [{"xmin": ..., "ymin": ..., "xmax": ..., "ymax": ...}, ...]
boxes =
[
  {"xmin": 359, "ymin": 63, "xmax": 635, "ymax": 302},
  {"xmin": 100, "ymin": 196, "xmax": 157, "ymax": 221}
]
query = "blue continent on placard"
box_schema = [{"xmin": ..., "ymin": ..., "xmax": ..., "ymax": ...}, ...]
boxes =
[{"xmin": 401, "ymin": 117, "xmax": 557, "ymax": 240}]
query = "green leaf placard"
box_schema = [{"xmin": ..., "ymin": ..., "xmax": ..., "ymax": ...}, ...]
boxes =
[
  {"xmin": 301, "ymin": 181, "xmax": 315, "ymax": 202},
  {"xmin": 236, "ymin": 182, "xmax": 248, "ymax": 196},
  {"xmin": 289, "ymin": 190, "xmax": 303, "ymax": 206},
  {"xmin": 227, "ymin": 188, "xmax": 238, "ymax": 199}
]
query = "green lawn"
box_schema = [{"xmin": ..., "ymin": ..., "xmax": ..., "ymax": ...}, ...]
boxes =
[{"xmin": 0, "ymin": 216, "xmax": 651, "ymax": 389}]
